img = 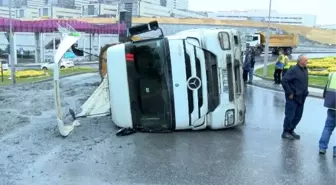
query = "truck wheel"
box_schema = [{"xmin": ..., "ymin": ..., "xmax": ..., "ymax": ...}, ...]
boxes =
[
  {"xmin": 285, "ymin": 48, "xmax": 292, "ymax": 55},
  {"xmin": 255, "ymin": 48, "xmax": 262, "ymax": 56},
  {"xmin": 271, "ymin": 48, "xmax": 278, "ymax": 55}
]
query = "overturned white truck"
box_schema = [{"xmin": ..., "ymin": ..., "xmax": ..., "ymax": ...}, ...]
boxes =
[{"xmin": 54, "ymin": 22, "xmax": 246, "ymax": 137}]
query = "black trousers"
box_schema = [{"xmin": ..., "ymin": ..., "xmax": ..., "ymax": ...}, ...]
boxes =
[
  {"xmin": 274, "ymin": 69, "xmax": 282, "ymax": 84},
  {"xmin": 243, "ymin": 70, "xmax": 249, "ymax": 82},
  {"xmin": 283, "ymin": 97, "xmax": 305, "ymax": 133},
  {"xmin": 282, "ymin": 69, "xmax": 288, "ymax": 77}
]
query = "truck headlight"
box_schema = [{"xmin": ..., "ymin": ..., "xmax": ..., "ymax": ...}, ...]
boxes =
[{"xmin": 225, "ymin": 109, "xmax": 235, "ymax": 126}]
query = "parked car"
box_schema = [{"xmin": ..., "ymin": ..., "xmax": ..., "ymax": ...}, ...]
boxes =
[{"xmin": 40, "ymin": 59, "xmax": 74, "ymax": 70}]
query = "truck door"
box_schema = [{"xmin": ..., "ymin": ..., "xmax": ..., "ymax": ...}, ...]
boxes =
[{"xmin": 185, "ymin": 38, "xmax": 208, "ymax": 128}]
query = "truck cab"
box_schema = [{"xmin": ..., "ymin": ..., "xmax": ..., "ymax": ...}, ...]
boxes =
[
  {"xmin": 106, "ymin": 22, "xmax": 246, "ymax": 132},
  {"xmin": 246, "ymin": 33, "xmax": 260, "ymax": 48}
]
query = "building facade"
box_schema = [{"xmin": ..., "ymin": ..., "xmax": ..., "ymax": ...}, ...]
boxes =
[
  {"xmin": 55, "ymin": 0, "xmax": 75, "ymax": 9},
  {"xmin": 82, "ymin": 3, "xmax": 118, "ymax": 17},
  {"xmin": 208, "ymin": 9, "xmax": 317, "ymax": 27},
  {"xmin": 16, "ymin": 7, "xmax": 39, "ymax": 18},
  {"xmin": 74, "ymin": 0, "xmax": 90, "ymax": 9},
  {"xmin": 38, "ymin": 6, "xmax": 81, "ymax": 18},
  {"xmin": 0, "ymin": 0, "xmax": 44, "ymax": 8},
  {"xmin": 317, "ymin": 24, "xmax": 336, "ymax": 30},
  {"xmin": 116, "ymin": 0, "xmax": 202, "ymax": 18},
  {"xmin": 166, "ymin": 0, "xmax": 188, "ymax": 10},
  {"xmin": 0, "ymin": 6, "xmax": 15, "ymax": 17}
]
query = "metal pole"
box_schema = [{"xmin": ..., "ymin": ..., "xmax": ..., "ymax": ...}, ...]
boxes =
[
  {"xmin": 9, "ymin": 0, "xmax": 16, "ymax": 84},
  {"xmin": 89, "ymin": 33, "xmax": 92, "ymax": 61},
  {"xmin": 53, "ymin": 32, "xmax": 56, "ymax": 55},
  {"xmin": 263, "ymin": 0, "xmax": 272, "ymax": 77},
  {"xmin": 117, "ymin": 2, "xmax": 120, "ymax": 36},
  {"xmin": 1, "ymin": 62, "xmax": 3, "ymax": 82},
  {"xmin": 138, "ymin": 0, "xmax": 141, "ymax": 17}
]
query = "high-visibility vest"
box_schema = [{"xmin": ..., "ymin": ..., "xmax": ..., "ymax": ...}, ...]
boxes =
[
  {"xmin": 324, "ymin": 72, "xmax": 336, "ymax": 110},
  {"xmin": 283, "ymin": 56, "xmax": 290, "ymax": 69},
  {"xmin": 279, "ymin": 54, "xmax": 285, "ymax": 63},
  {"xmin": 275, "ymin": 54, "xmax": 285, "ymax": 69}
]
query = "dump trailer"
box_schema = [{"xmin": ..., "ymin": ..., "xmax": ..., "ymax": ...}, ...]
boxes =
[{"xmin": 246, "ymin": 32, "xmax": 299, "ymax": 56}]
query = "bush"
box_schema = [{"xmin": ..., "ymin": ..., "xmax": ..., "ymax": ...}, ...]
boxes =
[
  {"xmin": 0, "ymin": 67, "xmax": 97, "ymax": 80},
  {"xmin": 286, "ymin": 57, "xmax": 336, "ymax": 76},
  {"xmin": 1, "ymin": 70, "xmax": 46, "ymax": 79}
]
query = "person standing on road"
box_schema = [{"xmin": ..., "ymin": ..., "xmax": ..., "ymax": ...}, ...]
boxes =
[
  {"xmin": 281, "ymin": 55, "xmax": 309, "ymax": 140},
  {"xmin": 274, "ymin": 49, "xmax": 285, "ymax": 85},
  {"xmin": 242, "ymin": 46, "xmax": 252, "ymax": 84},
  {"xmin": 318, "ymin": 72, "xmax": 336, "ymax": 157},
  {"xmin": 282, "ymin": 53, "xmax": 290, "ymax": 77},
  {"xmin": 247, "ymin": 47, "xmax": 256, "ymax": 84}
]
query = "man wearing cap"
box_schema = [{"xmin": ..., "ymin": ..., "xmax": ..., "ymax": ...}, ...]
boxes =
[
  {"xmin": 318, "ymin": 72, "xmax": 336, "ymax": 157},
  {"xmin": 281, "ymin": 55, "xmax": 309, "ymax": 140}
]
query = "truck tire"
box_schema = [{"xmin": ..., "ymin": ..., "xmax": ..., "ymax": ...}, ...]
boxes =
[
  {"xmin": 255, "ymin": 47, "xmax": 263, "ymax": 56},
  {"xmin": 285, "ymin": 48, "xmax": 292, "ymax": 55}
]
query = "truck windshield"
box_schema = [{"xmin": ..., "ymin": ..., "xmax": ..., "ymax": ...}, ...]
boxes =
[
  {"xmin": 246, "ymin": 36, "xmax": 253, "ymax": 41},
  {"xmin": 125, "ymin": 38, "xmax": 174, "ymax": 132}
]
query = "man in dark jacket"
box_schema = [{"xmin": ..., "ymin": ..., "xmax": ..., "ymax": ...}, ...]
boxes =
[
  {"xmin": 247, "ymin": 47, "xmax": 256, "ymax": 84},
  {"xmin": 242, "ymin": 47, "xmax": 252, "ymax": 84},
  {"xmin": 281, "ymin": 55, "xmax": 309, "ymax": 140}
]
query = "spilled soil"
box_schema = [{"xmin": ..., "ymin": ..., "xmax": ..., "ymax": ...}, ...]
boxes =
[{"xmin": 0, "ymin": 73, "xmax": 118, "ymax": 185}]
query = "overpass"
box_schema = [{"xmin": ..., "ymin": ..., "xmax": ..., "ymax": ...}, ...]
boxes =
[
  {"xmin": 60, "ymin": 17, "xmax": 336, "ymax": 45},
  {"xmin": 0, "ymin": 17, "xmax": 125, "ymax": 34}
]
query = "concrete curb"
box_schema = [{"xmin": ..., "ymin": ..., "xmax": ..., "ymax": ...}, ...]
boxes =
[
  {"xmin": 0, "ymin": 71, "xmax": 99, "ymax": 88},
  {"xmin": 249, "ymin": 81, "xmax": 323, "ymax": 99},
  {"xmin": 253, "ymin": 63, "xmax": 323, "ymax": 98},
  {"xmin": 254, "ymin": 66, "xmax": 324, "ymax": 90}
]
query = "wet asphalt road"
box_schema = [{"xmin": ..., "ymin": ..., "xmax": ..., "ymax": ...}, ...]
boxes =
[{"xmin": 0, "ymin": 73, "xmax": 335, "ymax": 185}]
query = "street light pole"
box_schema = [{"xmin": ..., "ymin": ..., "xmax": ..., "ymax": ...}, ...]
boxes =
[
  {"xmin": 138, "ymin": 0, "xmax": 141, "ymax": 17},
  {"xmin": 263, "ymin": 0, "xmax": 272, "ymax": 77},
  {"xmin": 9, "ymin": 0, "xmax": 16, "ymax": 84}
]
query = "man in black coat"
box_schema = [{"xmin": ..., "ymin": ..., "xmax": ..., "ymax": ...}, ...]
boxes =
[
  {"xmin": 281, "ymin": 55, "xmax": 309, "ymax": 140},
  {"xmin": 247, "ymin": 47, "xmax": 256, "ymax": 84},
  {"xmin": 242, "ymin": 45, "xmax": 252, "ymax": 83}
]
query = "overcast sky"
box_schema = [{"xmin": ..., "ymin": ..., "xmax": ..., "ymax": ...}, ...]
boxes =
[{"xmin": 189, "ymin": 0, "xmax": 336, "ymax": 25}]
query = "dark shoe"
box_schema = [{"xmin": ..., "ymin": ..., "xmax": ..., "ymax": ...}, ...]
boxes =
[
  {"xmin": 247, "ymin": 81, "xmax": 252, "ymax": 85},
  {"xmin": 291, "ymin": 132, "xmax": 300, "ymax": 140},
  {"xmin": 282, "ymin": 132, "xmax": 295, "ymax": 140},
  {"xmin": 319, "ymin": 149, "xmax": 326, "ymax": 155}
]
